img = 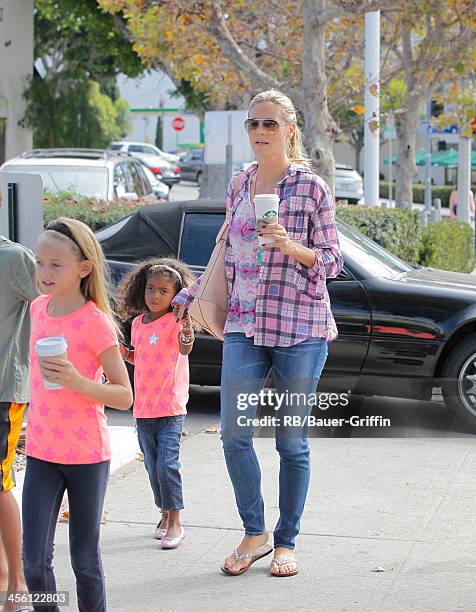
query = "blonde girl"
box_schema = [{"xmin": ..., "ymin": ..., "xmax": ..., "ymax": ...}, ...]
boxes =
[{"xmin": 23, "ymin": 217, "xmax": 132, "ymax": 612}]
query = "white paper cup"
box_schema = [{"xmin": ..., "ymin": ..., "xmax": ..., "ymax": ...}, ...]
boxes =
[
  {"xmin": 35, "ymin": 337, "xmax": 68, "ymax": 390},
  {"xmin": 254, "ymin": 194, "xmax": 279, "ymax": 246}
]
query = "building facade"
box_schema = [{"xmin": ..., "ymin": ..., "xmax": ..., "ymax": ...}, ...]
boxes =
[{"xmin": 0, "ymin": 0, "xmax": 34, "ymax": 165}]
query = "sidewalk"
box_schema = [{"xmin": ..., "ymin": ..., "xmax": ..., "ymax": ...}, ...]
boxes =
[
  {"xmin": 48, "ymin": 431, "xmax": 475, "ymax": 611},
  {"xmin": 12, "ymin": 426, "xmax": 140, "ymax": 506}
]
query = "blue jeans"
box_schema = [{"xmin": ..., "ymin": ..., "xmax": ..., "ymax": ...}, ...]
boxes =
[
  {"xmin": 221, "ymin": 333, "xmax": 328, "ymax": 550},
  {"xmin": 136, "ymin": 416, "xmax": 185, "ymax": 511},
  {"xmin": 22, "ymin": 457, "xmax": 110, "ymax": 612}
]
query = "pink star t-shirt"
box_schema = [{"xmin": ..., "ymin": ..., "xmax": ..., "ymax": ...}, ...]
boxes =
[
  {"xmin": 27, "ymin": 295, "xmax": 119, "ymax": 464},
  {"xmin": 131, "ymin": 312, "xmax": 188, "ymax": 418}
]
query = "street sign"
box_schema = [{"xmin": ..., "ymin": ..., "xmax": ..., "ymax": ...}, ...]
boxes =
[
  {"xmin": 419, "ymin": 120, "xmax": 459, "ymax": 135},
  {"xmin": 172, "ymin": 117, "xmax": 185, "ymax": 131}
]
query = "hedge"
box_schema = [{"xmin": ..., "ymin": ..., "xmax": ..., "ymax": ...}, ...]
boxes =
[
  {"xmin": 43, "ymin": 192, "xmax": 149, "ymax": 231},
  {"xmin": 336, "ymin": 204, "xmax": 474, "ymax": 273},
  {"xmin": 379, "ymin": 182, "xmax": 476, "ymax": 208},
  {"xmin": 44, "ymin": 192, "xmax": 474, "ymax": 274},
  {"xmin": 420, "ymin": 220, "xmax": 475, "ymax": 273},
  {"xmin": 336, "ymin": 205, "xmax": 422, "ymax": 265}
]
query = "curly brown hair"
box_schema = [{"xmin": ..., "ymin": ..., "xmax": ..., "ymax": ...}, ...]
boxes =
[{"xmin": 116, "ymin": 257, "xmax": 195, "ymax": 320}]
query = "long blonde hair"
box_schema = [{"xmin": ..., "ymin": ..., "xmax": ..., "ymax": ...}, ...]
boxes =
[
  {"xmin": 249, "ymin": 89, "xmax": 310, "ymax": 165},
  {"xmin": 44, "ymin": 217, "xmax": 120, "ymax": 335}
]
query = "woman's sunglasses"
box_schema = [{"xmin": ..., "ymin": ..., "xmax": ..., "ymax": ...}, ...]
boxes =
[{"xmin": 244, "ymin": 118, "xmax": 290, "ymax": 133}]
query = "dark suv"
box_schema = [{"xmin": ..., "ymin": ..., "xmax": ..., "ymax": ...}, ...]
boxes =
[{"xmin": 178, "ymin": 149, "xmax": 204, "ymax": 185}]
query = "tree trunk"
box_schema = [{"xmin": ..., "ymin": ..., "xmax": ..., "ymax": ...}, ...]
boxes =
[
  {"xmin": 353, "ymin": 138, "xmax": 364, "ymax": 174},
  {"xmin": 395, "ymin": 96, "xmax": 419, "ymax": 208},
  {"xmin": 301, "ymin": 0, "xmax": 336, "ymax": 193}
]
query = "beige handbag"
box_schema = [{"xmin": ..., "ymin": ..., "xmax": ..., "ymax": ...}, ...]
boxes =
[{"xmin": 188, "ymin": 218, "xmax": 229, "ymax": 341}]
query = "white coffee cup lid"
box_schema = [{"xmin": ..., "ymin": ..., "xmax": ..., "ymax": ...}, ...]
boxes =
[
  {"xmin": 35, "ymin": 337, "xmax": 68, "ymax": 356},
  {"xmin": 254, "ymin": 193, "xmax": 279, "ymax": 202}
]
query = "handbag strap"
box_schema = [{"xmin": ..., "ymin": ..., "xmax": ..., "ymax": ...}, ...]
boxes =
[
  {"xmin": 216, "ymin": 171, "xmax": 248, "ymax": 244},
  {"xmin": 216, "ymin": 218, "xmax": 229, "ymax": 243}
]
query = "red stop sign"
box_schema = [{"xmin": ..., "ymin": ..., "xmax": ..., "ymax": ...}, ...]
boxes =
[{"xmin": 172, "ymin": 117, "xmax": 185, "ymax": 131}]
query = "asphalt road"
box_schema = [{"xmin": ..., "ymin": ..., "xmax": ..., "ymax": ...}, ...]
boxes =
[
  {"xmin": 169, "ymin": 180, "xmax": 200, "ymax": 201},
  {"xmin": 106, "ymin": 385, "xmax": 474, "ymax": 439}
]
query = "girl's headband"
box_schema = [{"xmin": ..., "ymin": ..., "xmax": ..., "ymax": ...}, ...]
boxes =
[
  {"xmin": 148, "ymin": 264, "xmax": 183, "ymax": 285},
  {"xmin": 46, "ymin": 221, "xmax": 85, "ymax": 257}
]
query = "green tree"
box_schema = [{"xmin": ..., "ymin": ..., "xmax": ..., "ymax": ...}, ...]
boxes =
[
  {"xmin": 24, "ymin": 0, "xmax": 142, "ymax": 147},
  {"xmin": 381, "ymin": 1, "xmax": 475, "ymax": 206},
  {"xmin": 99, "ymin": 0, "xmax": 401, "ymax": 189}
]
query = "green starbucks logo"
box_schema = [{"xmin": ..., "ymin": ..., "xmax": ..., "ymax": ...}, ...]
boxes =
[{"xmin": 257, "ymin": 210, "xmax": 277, "ymax": 231}]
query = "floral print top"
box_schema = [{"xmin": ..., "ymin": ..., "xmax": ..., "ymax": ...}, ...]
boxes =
[{"xmin": 223, "ymin": 183, "xmax": 259, "ymax": 337}]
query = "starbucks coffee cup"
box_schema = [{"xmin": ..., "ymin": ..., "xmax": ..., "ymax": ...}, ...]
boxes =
[
  {"xmin": 35, "ymin": 337, "xmax": 68, "ymax": 390},
  {"xmin": 254, "ymin": 194, "xmax": 280, "ymax": 246}
]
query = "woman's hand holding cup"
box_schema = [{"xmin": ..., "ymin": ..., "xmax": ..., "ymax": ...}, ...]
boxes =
[{"xmin": 259, "ymin": 223, "xmax": 296, "ymax": 256}]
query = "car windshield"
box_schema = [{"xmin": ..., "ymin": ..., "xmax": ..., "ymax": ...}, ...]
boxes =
[
  {"xmin": 2, "ymin": 164, "xmax": 109, "ymax": 199},
  {"xmin": 109, "ymin": 144, "xmax": 122, "ymax": 150},
  {"xmin": 337, "ymin": 221, "xmax": 413, "ymax": 278}
]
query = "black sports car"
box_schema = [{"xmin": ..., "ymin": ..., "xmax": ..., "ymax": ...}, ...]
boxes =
[{"xmin": 97, "ymin": 200, "xmax": 476, "ymax": 428}]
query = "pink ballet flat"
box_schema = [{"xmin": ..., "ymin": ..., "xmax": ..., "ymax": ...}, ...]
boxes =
[
  {"xmin": 154, "ymin": 518, "xmax": 167, "ymax": 540},
  {"xmin": 161, "ymin": 526, "xmax": 185, "ymax": 549}
]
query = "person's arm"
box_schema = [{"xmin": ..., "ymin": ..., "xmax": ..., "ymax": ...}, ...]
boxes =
[
  {"xmin": 177, "ymin": 312, "xmax": 195, "ymax": 356},
  {"xmin": 12, "ymin": 247, "xmax": 38, "ymax": 302},
  {"xmin": 449, "ymin": 190, "xmax": 457, "ymax": 219},
  {"xmin": 171, "ymin": 274, "xmax": 203, "ymax": 312},
  {"xmin": 119, "ymin": 343, "xmax": 135, "ymax": 365},
  {"xmin": 39, "ymin": 346, "xmax": 133, "ymax": 410},
  {"xmin": 293, "ymin": 181, "xmax": 344, "ymax": 287},
  {"xmin": 260, "ymin": 179, "xmax": 343, "ymax": 297}
]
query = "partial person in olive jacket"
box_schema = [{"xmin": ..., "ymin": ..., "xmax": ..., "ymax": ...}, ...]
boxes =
[{"xmin": 0, "ymin": 232, "xmax": 37, "ymax": 610}]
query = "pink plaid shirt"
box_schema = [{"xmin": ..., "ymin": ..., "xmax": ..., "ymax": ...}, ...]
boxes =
[{"xmin": 173, "ymin": 162, "xmax": 343, "ymax": 347}]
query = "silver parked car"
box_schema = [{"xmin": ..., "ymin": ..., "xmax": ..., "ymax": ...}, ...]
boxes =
[
  {"xmin": 109, "ymin": 141, "xmax": 179, "ymax": 164},
  {"xmin": 0, "ymin": 148, "xmax": 169, "ymax": 202},
  {"xmin": 335, "ymin": 164, "xmax": 364, "ymax": 204}
]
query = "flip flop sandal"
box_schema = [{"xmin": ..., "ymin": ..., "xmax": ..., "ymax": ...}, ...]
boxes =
[
  {"xmin": 221, "ymin": 544, "xmax": 273, "ymax": 576},
  {"xmin": 270, "ymin": 557, "xmax": 299, "ymax": 577}
]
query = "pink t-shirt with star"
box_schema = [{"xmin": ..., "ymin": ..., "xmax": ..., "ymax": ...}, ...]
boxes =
[
  {"xmin": 26, "ymin": 294, "xmax": 119, "ymax": 464},
  {"xmin": 131, "ymin": 312, "xmax": 188, "ymax": 418}
]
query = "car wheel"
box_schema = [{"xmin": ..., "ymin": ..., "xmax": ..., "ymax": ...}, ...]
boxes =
[
  {"xmin": 441, "ymin": 334, "xmax": 476, "ymax": 429},
  {"xmin": 196, "ymin": 171, "xmax": 202, "ymax": 186}
]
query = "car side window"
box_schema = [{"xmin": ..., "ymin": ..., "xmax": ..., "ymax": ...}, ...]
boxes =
[
  {"xmin": 179, "ymin": 213, "xmax": 226, "ymax": 267},
  {"xmin": 129, "ymin": 145, "xmax": 145, "ymax": 153},
  {"xmin": 126, "ymin": 162, "xmax": 144, "ymax": 197},
  {"xmin": 134, "ymin": 163, "xmax": 152, "ymax": 195},
  {"xmin": 119, "ymin": 162, "xmax": 137, "ymax": 195},
  {"xmin": 144, "ymin": 146, "xmax": 156, "ymax": 155},
  {"xmin": 113, "ymin": 164, "xmax": 128, "ymax": 198}
]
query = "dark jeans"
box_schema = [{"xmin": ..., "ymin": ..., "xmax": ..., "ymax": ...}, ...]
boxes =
[
  {"xmin": 136, "ymin": 416, "xmax": 185, "ymax": 511},
  {"xmin": 22, "ymin": 457, "xmax": 110, "ymax": 612}
]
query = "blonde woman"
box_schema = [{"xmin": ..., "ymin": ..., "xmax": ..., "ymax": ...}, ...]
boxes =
[{"xmin": 173, "ymin": 90, "xmax": 343, "ymax": 577}]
